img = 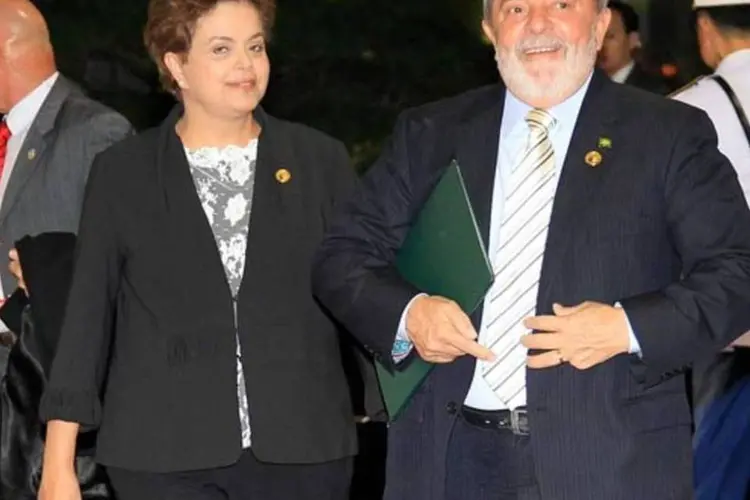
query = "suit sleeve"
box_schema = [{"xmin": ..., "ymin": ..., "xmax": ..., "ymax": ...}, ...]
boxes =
[
  {"xmin": 621, "ymin": 108, "xmax": 750, "ymax": 387},
  {"xmin": 312, "ymin": 114, "xmax": 422, "ymax": 369},
  {"xmin": 39, "ymin": 153, "xmax": 122, "ymax": 428}
]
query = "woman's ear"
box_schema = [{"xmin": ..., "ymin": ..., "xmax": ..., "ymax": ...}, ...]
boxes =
[{"xmin": 164, "ymin": 52, "xmax": 188, "ymax": 91}]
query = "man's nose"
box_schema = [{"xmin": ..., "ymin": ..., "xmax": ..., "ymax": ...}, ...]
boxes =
[{"xmin": 527, "ymin": 6, "xmax": 551, "ymax": 33}]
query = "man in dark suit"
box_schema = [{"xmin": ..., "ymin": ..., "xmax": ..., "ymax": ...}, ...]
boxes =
[
  {"xmin": 597, "ymin": 1, "xmax": 670, "ymax": 94},
  {"xmin": 312, "ymin": 0, "xmax": 750, "ymax": 499},
  {"xmin": 0, "ymin": 0, "xmax": 132, "ymax": 371}
]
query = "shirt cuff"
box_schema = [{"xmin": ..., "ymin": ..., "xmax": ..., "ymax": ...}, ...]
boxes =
[
  {"xmin": 615, "ymin": 301, "xmax": 641, "ymax": 357},
  {"xmin": 392, "ymin": 294, "xmax": 427, "ymax": 363}
]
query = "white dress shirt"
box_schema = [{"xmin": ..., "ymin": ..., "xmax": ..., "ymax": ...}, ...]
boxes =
[
  {"xmin": 672, "ymin": 49, "xmax": 750, "ymax": 203},
  {"xmin": 0, "ymin": 71, "xmax": 59, "ymax": 303},
  {"xmin": 463, "ymin": 78, "xmax": 592, "ymax": 409}
]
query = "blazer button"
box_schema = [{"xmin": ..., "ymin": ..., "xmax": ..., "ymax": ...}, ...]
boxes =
[{"xmin": 446, "ymin": 401, "xmax": 458, "ymax": 415}]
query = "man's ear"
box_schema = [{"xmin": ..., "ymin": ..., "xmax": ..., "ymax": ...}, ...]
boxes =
[{"xmin": 628, "ymin": 31, "xmax": 642, "ymax": 51}]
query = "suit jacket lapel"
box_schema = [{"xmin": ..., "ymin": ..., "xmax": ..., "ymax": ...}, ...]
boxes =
[
  {"xmin": 158, "ymin": 106, "xmax": 297, "ymax": 306},
  {"xmin": 537, "ymin": 71, "xmax": 621, "ymax": 311},
  {"xmin": 455, "ymin": 85, "xmax": 506, "ymax": 254},
  {"xmin": 454, "ymin": 84, "xmax": 506, "ymax": 326},
  {"xmin": 237, "ymin": 108, "xmax": 300, "ymax": 301},
  {"xmin": 158, "ymin": 108, "xmax": 232, "ymax": 303},
  {"xmin": 0, "ymin": 77, "xmax": 73, "ymax": 226}
]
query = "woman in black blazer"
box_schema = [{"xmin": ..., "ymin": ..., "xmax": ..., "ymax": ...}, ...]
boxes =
[{"xmin": 37, "ymin": 1, "xmax": 358, "ymax": 499}]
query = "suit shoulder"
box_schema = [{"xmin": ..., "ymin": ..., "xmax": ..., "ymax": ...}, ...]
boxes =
[
  {"xmin": 93, "ymin": 126, "xmax": 159, "ymax": 168},
  {"xmin": 58, "ymin": 91, "xmax": 131, "ymax": 131},
  {"xmin": 668, "ymin": 76, "xmax": 709, "ymax": 100},
  {"xmin": 399, "ymin": 84, "xmax": 503, "ymax": 126},
  {"xmin": 613, "ymin": 81, "xmax": 709, "ymax": 122}
]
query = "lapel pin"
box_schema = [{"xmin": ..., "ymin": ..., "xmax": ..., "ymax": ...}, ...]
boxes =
[
  {"xmin": 585, "ymin": 151, "xmax": 602, "ymax": 167},
  {"xmin": 597, "ymin": 137, "xmax": 612, "ymax": 149},
  {"xmin": 27, "ymin": 149, "xmax": 36, "ymax": 160},
  {"xmin": 275, "ymin": 168, "xmax": 291, "ymax": 184}
]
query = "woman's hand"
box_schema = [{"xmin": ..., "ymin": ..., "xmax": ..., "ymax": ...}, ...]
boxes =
[
  {"xmin": 38, "ymin": 466, "xmax": 81, "ymax": 500},
  {"xmin": 38, "ymin": 421, "xmax": 82, "ymax": 500}
]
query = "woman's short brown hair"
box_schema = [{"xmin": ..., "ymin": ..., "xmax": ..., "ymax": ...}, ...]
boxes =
[{"xmin": 144, "ymin": 0, "xmax": 276, "ymax": 95}]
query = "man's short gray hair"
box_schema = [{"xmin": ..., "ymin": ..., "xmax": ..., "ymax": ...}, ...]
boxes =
[{"xmin": 483, "ymin": 0, "xmax": 610, "ymax": 18}]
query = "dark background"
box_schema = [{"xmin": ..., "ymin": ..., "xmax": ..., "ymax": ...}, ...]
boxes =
[{"xmin": 34, "ymin": 0, "xmax": 705, "ymax": 171}]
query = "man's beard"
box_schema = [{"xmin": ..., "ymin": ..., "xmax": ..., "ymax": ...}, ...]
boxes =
[{"xmin": 496, "ymin": 27, "xmax": 598, "ymax": 106}]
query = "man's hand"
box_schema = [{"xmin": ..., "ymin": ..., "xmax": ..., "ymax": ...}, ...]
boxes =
[
  {"xmin": 8, "ymin": 248, "xmax": 27, "ymax": 296},
  {"xmin": 521, "ymin": 302, "xmax": 630, "ymax": 370},
  {"xmin": 405, "ymin": 295, "xmax": 495, "ymax": 364}
]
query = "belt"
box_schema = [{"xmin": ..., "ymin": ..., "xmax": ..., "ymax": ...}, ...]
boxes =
[{"xmin": 460, "ymin": 405, "xmax": 530, "ymax": 436}]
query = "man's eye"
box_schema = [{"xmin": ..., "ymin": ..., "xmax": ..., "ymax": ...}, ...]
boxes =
[{"xmin": 555, "ymin": 1, "xmax": 570, "ymax": 9}]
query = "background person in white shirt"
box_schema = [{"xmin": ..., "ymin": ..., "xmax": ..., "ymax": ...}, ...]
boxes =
[{"xmin": 0, "ymin": 0, "xmax": 132, "ymax": 373}]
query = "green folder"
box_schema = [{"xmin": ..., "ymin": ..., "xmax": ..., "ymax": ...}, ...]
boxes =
[{"xmin": 376, "ymin": 160, "xmax": 494, "ymax": 421}]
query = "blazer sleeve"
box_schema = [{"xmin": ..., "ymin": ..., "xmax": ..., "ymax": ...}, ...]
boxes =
[
  {"xmin": 312, "ymin": 114, "xmax": 422, "ymax": 368},
  {"xmin": 621, "ymin": 108, "xmax": 750, "ymax": 387},
  {"xmin": 39, "ymin": 153, "xmax": 122, "ymax": 428}
]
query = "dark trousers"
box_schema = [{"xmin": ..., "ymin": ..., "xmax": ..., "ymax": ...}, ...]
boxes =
[
  {"xmin": 445, "ymin": 411, "xmax": 541, "ymax": 500},
  {"xmin": 106, "ymin": 449, "xmax": 352, "ymax": 500}
]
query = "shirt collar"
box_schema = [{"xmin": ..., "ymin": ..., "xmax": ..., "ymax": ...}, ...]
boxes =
[
  {"xmin": 716, "ymin": 48, "xmax": 750, "ymax": 76},
  {"xmin": 610, "ymin": 60, "xmax": 635, "ymax": 84},
  {"xmin": 502, "ymin": 71, "xmax": 593, "ymax": 138},
  {"xmin": 5, "ymin": 72, "xmax": 59, "ymax": 135}
]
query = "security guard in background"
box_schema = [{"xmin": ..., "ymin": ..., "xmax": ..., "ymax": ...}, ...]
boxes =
[
  {"xmin": 671, "ymin": 2, "xmax": 750, "ymax": 498},
  {"xmin": 672, "ymin": 0, "xmax": 750, "ymax": 200}
]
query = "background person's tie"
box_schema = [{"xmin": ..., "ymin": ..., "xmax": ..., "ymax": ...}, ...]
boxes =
[
  {"xmin": 0, "ymin": 121, "xmax": 12, "ymax": 180},
  {"xmin": 481, "ymin": 108, "xmax": 556, "ymax": 410}
]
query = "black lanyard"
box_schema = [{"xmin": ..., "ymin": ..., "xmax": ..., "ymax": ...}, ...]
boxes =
[{"xmin": 712, "ymin": 75, "xmax": 750, "ymax": 145}]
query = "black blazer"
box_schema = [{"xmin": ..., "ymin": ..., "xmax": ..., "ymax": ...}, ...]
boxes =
[
  {"xmin": 312, "ymin": 70, "xmax": 750, "ymax": 500},
  {"xmin": 39, "ymin": 107, "xmax": 359, "ymax": 473}
]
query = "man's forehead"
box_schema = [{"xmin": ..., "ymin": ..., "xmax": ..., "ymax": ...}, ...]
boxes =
[
  {"xmin": 606, "ymin": 10, "xmax": 624, "ymax": 30},
  {"xmin": 488, "ymin": 0, "xmax": 603, "ymax": 8}
]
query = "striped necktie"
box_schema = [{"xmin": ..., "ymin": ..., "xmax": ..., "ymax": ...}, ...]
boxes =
[{"xmin": 481, "ymin": 108, "xmax": 557, "ymax": 409}]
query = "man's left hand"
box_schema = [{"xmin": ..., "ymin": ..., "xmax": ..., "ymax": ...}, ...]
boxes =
[{"xmin": 521, "ymin": 302, "xmax": 630, "ymax": 370}]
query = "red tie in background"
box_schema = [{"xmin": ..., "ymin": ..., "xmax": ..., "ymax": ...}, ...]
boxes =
[
  {"xmin": 0, "ymin": 121, "xmax": 11, "ymax": 180},
  {"xmin": 0, "ymin": 121, "xmax": 10, "ymax": 306}
]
